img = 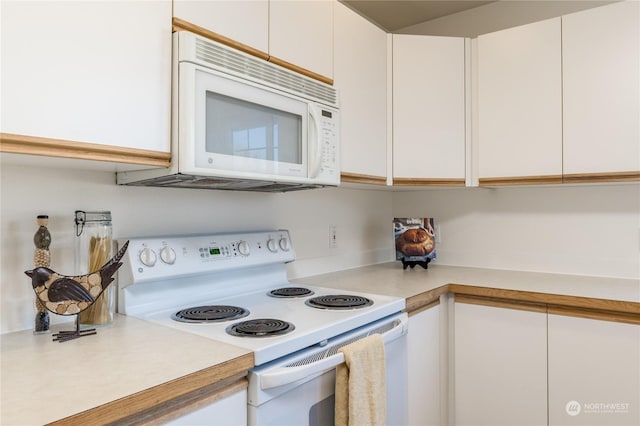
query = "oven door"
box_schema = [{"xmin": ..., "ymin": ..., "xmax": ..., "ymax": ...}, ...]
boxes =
[
  {"xmin": 247, "ymin": 313, "xmax": 408, "ymax": 426},
  {"xmin": 179, "ymin": 62, "xmax": 310, "ymax": 180}
]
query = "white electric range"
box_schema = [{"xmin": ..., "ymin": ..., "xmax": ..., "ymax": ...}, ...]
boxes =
[{"xmin": 117, "ymin": 230, "xmax": 408, "ymax": 425}]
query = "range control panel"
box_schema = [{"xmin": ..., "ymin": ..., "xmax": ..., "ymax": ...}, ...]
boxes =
[{"xmin": 118, "ymin": 230, "xmax": 295, "ymax": 286}]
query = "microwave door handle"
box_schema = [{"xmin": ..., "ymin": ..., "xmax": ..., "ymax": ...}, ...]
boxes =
[
  {"xmin": 308, "ymin": 106, "xmax": 323, "ymax": 178},
  {"xmin": 259, "ymin": 316, "xmax": 408, "ymax": 390}
]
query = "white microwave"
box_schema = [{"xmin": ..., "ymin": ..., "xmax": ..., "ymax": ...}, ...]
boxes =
[{"xmin": 118, "ymin": 31, "xmax": 340, "ymax": 192}]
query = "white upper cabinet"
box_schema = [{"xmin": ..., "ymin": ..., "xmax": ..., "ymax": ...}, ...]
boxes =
[
  {"xmin": 173, "ymin": 0, "xmax": 269, "ymax": 53},
  {"xmin": 334, "ymin": 2, "xmax": 387, "ymax": 182},
  {"xmin": 392, "ymin": 34, "xmax": 466, "ymax": 185},
  {"xmin": 269, "ymin": 0, "xmax": 334, "ymax": 81},
  {"xmin": 562, "ymin": 1, "xmax": 640, "ymax": 178},
  {"xmin": 477, "ymin": 18, "xmax": 563, "ymax": 184},
  {"xmin": 173, "ymin": 0, "xmax": 332, "ymax": 82},
  {"xmin": 1, "ymin": 0, "xmax": 171, "ymax": 153}
]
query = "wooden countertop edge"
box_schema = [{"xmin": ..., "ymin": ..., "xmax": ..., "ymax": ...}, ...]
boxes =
[
  {"xmin": 131, "ymin": 377, "xmax": 248, "ymax": 426},
  {"xmin": 405, "ymin": 286, "xmax": 449, "ymax": 313},
  {"xmin": 405, "ymin": 283, "xmax": 640, "ymax": 323},
  {"xmin": 48, "ymin": 352, "xmax": 254, "ymax": 426}
]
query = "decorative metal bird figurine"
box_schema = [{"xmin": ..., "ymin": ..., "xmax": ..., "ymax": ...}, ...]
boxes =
[{"xmin": 25, "ymin": 241, "xmax": 129, "ymax": 342}]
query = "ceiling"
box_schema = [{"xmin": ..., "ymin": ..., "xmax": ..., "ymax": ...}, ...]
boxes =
[{"xmin": 340, "ymin": 0, "xmax": 617, "ymax": 37}]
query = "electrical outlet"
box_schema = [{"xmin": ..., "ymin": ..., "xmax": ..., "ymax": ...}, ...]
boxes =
[
  {"xmin": 329, "ymin": 225, "xmax": 337, "ymax": 248},
  {"xmin": 435, "ymin": 225, "xmax": 442, "ymax": 244}
]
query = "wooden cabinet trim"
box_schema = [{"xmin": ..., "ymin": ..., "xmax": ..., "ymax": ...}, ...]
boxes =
[
  {"xmin": 408, "ymin": 299, "xmax": 440, "ymax": 317},
  {"xmin": 480, "ymin": 172, "xmax": 640, "ymax": 186},
  {"xmin": 49, "ymin": 353, "xmax": 254, "ymax": 426},
  {"xmin": 0, "ymin": 133, "xmax": 171, "ymax": 167},
  {"xmin": 393, "ymin": 178, "xmax": 466, "ymax": 187},
  {"xmin": 341, "ymin": 172, "xmax": 387, "ymax": 185},
  {"xmin": 124, "ymin": 378, "xmax": 248, "ymax": 426},
  {"xmin": 267, "ymin": 55, "xmax": 333, "ymax": 86},
  {"xmin": 172, "ymin": 18, "xmax": 333, "ymax": 86},
  {"xmin": 405, "ymin": 286, "xmax": 449, "ymax": 313},
  {"xmin": 548, "ymin": 305, "xmax": 640, "ymax": 325},
  {"xmin": 455, "ymin": 294, "xmax": 548, "ymax": 314},
  {"xmin": 479, "ymin": 175, "xmax": 563, "ymax": 186},
  {"xmin": 406, "ymin": 283, "xmax": 639, "ymax": 324},
  {"xmin": 449, "ymin": 284, "xmax": 640, "ymax": 317},
  {"xmin": 172, "ymin": 17, "xmax": 269, "ymax": 61},
  {"xmin": 563, "ymin": 171, "xmax": 640, "ymax": 183}
]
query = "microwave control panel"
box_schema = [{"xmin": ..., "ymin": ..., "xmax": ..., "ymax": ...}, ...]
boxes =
[{"xmin": 316, "ymin": 106, "xmax": 340, "ymax": 182}]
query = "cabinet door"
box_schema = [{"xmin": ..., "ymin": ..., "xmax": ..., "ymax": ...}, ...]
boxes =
[
  {"xmin": 392, "ymin": 34, "xmax": 466, "ymax": 184},
  {"xmin": 0, "ymin": 0, "xmax": 171, "ymax": 152},
  {"xmin": 165, "ymin": 389, "xmax": 247, "ymax": 425},
  {"xmin": 548, "ymin": 314, "xmax": 640, "ymax": 426},
  {"xmin": 562, "ymin": 1, "xmax": 640, "ymax": 178},
  {"xmin": 477, "ymin": 18, "xmax": 562, "ymax": 184},
  {"xmin": 454, "ymin": 301, "xmax": 547, "ymax": 425},
  {"xmin": 173, "ymin": 0, "xmax": 269, "ymax": 53},
  {"xmin": 334, "ymin": 2, "xmax": 387, "ymax": 182},
  {"xmin": 408, "ymin": 305, "xmax": 441, "ymax": 425},
  {"xmin": 269, "ymin": 0, "xmax": 333, "ymax": 81}
]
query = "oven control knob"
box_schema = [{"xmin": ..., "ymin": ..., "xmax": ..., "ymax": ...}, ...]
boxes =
[
  {"xmin": 139, "ymin": 248, "xmax": 157, "ymax": 267},
  {"xmin": 266, "ymin": 238, "xmax": 278, "ymax": 253},
  {"xmin": 279, "ymin": 237, "xmax": 291, "ymax": 251},
  {"xmin": 159, "ymin": 246, "xmax": 176, "ymax": 265},
  {"xmin": 237, "ymin": 240, "xmax": 250, "ymax": 256}
]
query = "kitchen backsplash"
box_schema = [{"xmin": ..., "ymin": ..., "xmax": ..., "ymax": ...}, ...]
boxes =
[
  {"xmin": 393, "ymin": 184, "xmax": 640, "ymax": 279},
  {"xmin": 0, "ymin": 161, "xmax": 393, "ymax": 333},
  {"xmin": 1, "ymin": 160, "xmax": 638, "ymax": 332}
]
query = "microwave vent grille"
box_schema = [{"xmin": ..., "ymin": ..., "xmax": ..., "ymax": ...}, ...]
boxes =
[
  {"xmin": 120, "ymin": 173, "xmax": 325, "ymax": 193},
  {"xmin": 194, "ymin": 38, "xmax": 337, "ymax": 107}
]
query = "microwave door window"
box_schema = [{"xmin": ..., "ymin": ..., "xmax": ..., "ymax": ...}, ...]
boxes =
[{"xmin": 205, "ymin": 92, "xmax": 302, "ymax": 165}]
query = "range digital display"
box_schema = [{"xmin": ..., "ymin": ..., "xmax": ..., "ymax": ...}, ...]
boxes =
[{"xmin": 209, "ymin": 247, "xmax": 221, "ymax": 255}]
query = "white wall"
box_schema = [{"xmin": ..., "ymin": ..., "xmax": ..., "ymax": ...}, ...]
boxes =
[
  {"xmin": 393, "ymin": 184, "xmax": 640, "ymax": 279},
  {"xmin": 0, "ymin": 161, "xmax": 394, "ymax": 333},
  {"xmin": 2, "ymin": 160, "xmax": 639, "ymax": 333}
]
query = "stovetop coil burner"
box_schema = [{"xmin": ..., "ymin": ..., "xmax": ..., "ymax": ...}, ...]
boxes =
[
  {"xmin": 305, "ymin": 295, "xmax": 374, "ymax": 310},
  {"xmin": 172, "ymin": 305, "xmax": 249, "ymax": 323},
  {"xmin": 268, "ymin": 287, "xmax": 315, "ymax": 298},
  {"xmin": 226, "ymin": 318, "xmax": 295, "ymax": 337}
]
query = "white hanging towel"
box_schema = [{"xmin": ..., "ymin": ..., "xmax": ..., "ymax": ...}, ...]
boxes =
[{"xmin": 335, "ymin": 333, "xmax": 387, "ymax": 426}]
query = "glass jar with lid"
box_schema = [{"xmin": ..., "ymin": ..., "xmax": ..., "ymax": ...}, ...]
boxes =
[{"xmin": 74, "ymin": 210, "xmax": 114, "ymax": 326}]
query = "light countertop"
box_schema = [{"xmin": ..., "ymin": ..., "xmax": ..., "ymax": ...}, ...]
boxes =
[
  {"xmin": 2, "ymin": 263, "xmax": 638, "ymax": 425},
  {"xmin": 0, "ymin": 314, "xmax": 252, "ymax": 425},
  {"xmin": 293, "ymin": 263, "xmax": 640, "ymax": 309}
]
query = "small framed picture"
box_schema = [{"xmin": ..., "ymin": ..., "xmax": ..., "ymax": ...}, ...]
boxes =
[{"xmin": 393, "ymin": 218, "xmax": 436, "ymax": 269}]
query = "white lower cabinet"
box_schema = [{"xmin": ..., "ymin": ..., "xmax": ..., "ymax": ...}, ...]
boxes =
[
  {"xmin": 454, "ymin": 301, "xmax": 547, "ymax": 425},
  {"xmin": 165, "ymin": 389, "xmax": 247, "ymax": 426},
  {"xmin": 408, "ymin": 304, "xmax": 442, "ymax": 425},
  {"xmin": 548, "ymin": 314, "xmax": 640, "ymax": 426}
]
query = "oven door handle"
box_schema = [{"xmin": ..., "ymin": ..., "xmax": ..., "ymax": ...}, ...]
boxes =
[{"xmin": 259, "ymin": 315, "xmax": 408, "ymax": 390}]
